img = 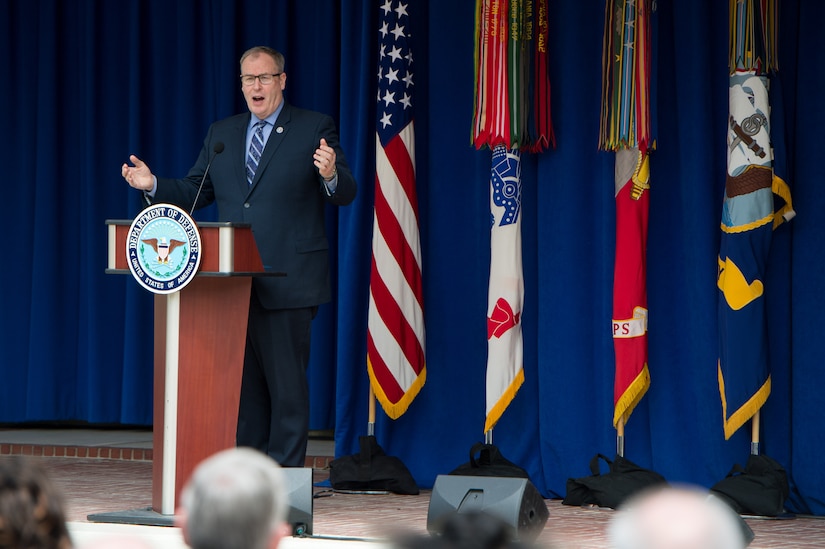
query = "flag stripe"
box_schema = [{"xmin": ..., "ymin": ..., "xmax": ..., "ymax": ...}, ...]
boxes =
[
  {"xmin": 370, "ymin": 218, "xmax": 425, "ymax": 348},
  {"xmin": 374, "ymin": 130, "xmax": 424, "ymax": 307},
  {"xmin": 367, "ymin": 279, "xmax": 420, "ymax": 388},
  {"xmin": 369, "ymin": 252, "xmax": 425, "ymax": 377},
  {"xmin": 380, "ymin": 126, "xmax": 420, "ymax": 228},
  {"xmin": 370, "ymin": 205, "xmax": 424, "ymax": 342},
  {"xmin": 372, "ymin": 183, "xmax": 423, "ymax": 310},
  {"xmin": 366, "ymin": 331, "xmax": 405, "ymax": 402}
]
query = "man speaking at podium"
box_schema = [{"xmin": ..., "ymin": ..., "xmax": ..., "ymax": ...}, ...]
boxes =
[{"xmin": 121, "ymin": 46, "xmax": 357, "ymax": 467}]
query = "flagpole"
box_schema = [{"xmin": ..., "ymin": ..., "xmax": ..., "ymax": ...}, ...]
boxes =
[
  {"xmin": 616, "ymin": 416, "xmax": 625, "ymax": 457},
  {"xmin": 750, "ymin": 410, "xmax": 760, "ymax": 455},
  {"xmin": 368, "ymin": 385, "xmax": 376, "ymax": 437}
]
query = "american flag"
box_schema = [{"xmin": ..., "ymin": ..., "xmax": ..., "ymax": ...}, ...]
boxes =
[{"xmin": 366, "ymin": 0, "xmax": 426, "ymax": 419}]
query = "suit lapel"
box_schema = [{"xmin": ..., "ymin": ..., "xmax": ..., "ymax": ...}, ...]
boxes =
[
  {"xmin": 248, "ymin": 105, "xmax": 291, "ymax": 192},
  {"xmin": 235, "ymin": 115, "xmax": 252, "ymax": 195}
]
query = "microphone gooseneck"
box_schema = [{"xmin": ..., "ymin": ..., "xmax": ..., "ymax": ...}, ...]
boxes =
[{"xmin": 189, "ymin": 142, "xmax": 224, "ymax": 216}]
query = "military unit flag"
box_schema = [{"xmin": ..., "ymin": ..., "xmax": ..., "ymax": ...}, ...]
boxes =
[
  {"xmin": 472, "ymin": 0, "xmax": 554, "ymax": 434},
  {"xmin": 718, "ymin": 0, "xmax": 794, "ymax": 439},
  {"xmin": 600, "ymin": 0, "xmax": 653, "ymax": 428},
  {"xmin": 485, "ymin": 145, "xmax": 525, "ymax": 433}
]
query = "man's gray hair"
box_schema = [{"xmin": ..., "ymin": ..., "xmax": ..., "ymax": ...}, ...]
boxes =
[
  {"xmin": 240, "ymin": 46, "xmax": 285, "ymax": 73},
  {"xmin": 180, "ymin": 447, "xmax": 289, "ymax": 549}
]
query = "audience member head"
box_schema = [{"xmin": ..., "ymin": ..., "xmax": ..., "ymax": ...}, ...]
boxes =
[
  {"xmin": 0, "ymin": 456, "xmax": 72, "ymax": 549},
  {"xmin": 397, "ymin": 511, "xmax": 533, "ymax": 549},
  {"xmin": 177, "ymin": 448, "xmax": 289, "ymax": 549},
  {"xmin": 608, "ymin": 484, "xmax": 749, "ymax": 549}
]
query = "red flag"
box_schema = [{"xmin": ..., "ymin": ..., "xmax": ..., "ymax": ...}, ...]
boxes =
[
  {"xmin": 601, "ymin": 0, "xmax": 653, "ymax": 427},
  {"xmin": 612, "ymin": 145, "xmax": 651, "ymax": 426}
]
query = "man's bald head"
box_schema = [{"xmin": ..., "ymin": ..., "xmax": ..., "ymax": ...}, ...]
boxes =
[{"xmin": 608, "ymin": 485, "xmax": 748, "ymax": 549}]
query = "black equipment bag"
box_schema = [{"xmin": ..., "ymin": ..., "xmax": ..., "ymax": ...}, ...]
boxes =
[
  {"xmin": 328, "ymin": 435, "xmax": 419, "ymax": 495},
  {"xmin": 562, "ymin": 453, "xmax": 667, "ymax": 509},
  {"xmin": 710, "ymin": 454, "xmax": 789, "ymax": 516},
  {"xmin": 449, "ymin": 442, "xmax": 529, "ymax": 478}
]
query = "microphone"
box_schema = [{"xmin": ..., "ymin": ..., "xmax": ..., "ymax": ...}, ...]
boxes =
[{"xmin": 189, "ymin": 142, "xmax": 224, "ymax": 216}]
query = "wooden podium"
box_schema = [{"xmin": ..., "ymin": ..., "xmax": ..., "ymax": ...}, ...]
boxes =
[{"xmin": 101, "ymin": 219, "xmax": 274, "ymax": 522}]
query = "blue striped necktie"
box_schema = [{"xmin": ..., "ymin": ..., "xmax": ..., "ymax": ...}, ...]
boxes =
[{"xmin": 246, "ymin": 120, "xmax": 267, "ymax": 185}]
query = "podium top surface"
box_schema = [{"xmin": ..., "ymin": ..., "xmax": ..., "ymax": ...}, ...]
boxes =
[
  {"xmin": 106, "ymin": 219, "xmax": 251, "ymax": 229},
  {"xmin": 106, "ymin": 218, "xmax": 272, "ymax": 276}
]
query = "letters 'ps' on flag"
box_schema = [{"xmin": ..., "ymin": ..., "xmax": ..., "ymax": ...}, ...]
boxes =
[
  {"xmin": 600, "ymin": 0, "xmax": 653, "ymax": 428},
  {"xmin": 472, "ymin": 0, "xmax": 554, "ymax": 433},
  {"xmin": 366, "ymin": 0, "xmax": 426, "ymax": 420},
  {"xmin": 718, "ymin": 0, "xmax": 794, "ymax": 440}
]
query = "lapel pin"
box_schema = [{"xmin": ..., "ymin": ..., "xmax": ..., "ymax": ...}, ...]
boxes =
[{"xmin": 276, "ymin": 126, "xmax": 284, "ymax": 134}]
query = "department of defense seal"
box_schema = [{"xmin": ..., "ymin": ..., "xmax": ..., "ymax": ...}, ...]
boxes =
[{"xmin": 126, "ymin": 204, "xmax": 202, "ymax": 294}]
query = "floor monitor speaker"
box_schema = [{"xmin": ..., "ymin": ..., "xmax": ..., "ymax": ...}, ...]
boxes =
[
  {"xmin": 427, "ymin": 474, "xmax": 549, "ymax": 542},
  {"xmin": 282, "ymin": 467, "xmax": 313, "ymax": 536}
]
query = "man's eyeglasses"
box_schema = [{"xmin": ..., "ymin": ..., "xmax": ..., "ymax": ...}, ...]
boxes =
[{"xmin": 240, "ymin": 73, "xmax": 282, "ymax": 86}]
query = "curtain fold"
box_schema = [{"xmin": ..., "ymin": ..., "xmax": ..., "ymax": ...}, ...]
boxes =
[{"xmin": 0, "ymin": 0, "xmax": 821, "ymax": 515}]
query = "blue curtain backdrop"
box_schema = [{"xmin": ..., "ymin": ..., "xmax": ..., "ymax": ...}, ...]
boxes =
[{"xmin": 1, "ymin": 0, "xmax": 822, "ymax": 514}]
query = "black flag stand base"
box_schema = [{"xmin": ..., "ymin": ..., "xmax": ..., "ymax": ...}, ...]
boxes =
[
  {"xmin": 710, "ymin": 411, "xmax": 794, "ymax": 521},
  {"xmin": 327, "ymin": 388, "xmax": 419, "ymax": 495}
]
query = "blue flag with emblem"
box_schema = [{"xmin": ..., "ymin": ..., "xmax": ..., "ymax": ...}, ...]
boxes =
[{"xmin": 718, "ymin": 0, "xmax": 794, "ymax": 440}]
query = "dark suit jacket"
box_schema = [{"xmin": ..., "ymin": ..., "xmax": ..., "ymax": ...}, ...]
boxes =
[{"xmin": 153, "ymin": 103, "xmax": 357, "ymax": 309}]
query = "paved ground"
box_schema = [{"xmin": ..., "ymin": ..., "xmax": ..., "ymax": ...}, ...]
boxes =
[{"xmin": 1, "ymin": 429, "xmax": 824, "ymax": 548}]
